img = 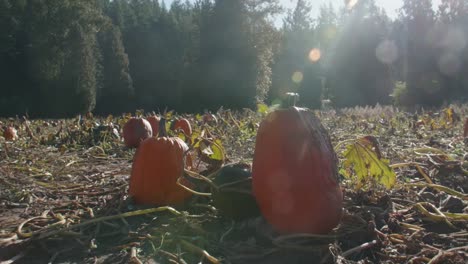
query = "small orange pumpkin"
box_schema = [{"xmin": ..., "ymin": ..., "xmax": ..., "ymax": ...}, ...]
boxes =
[
  {"xmin": 123, "ymin": 117, "xmax": 152, "ymax": 148},
  {"xmin": 3, "ymin": 126, "xmax": 18, "ymax": 141},
  {"xmin": 129, "ymin": 118, "xmax": 193, "ymax": 205},
  {"xmin": 172, "ymin": 118, "xmax": 192, "ymax": 137},
  {"xmin": 252, "ymin": 106, "xmax": 343, "ymax": 234},
  {"xmin": 147, "ymin": 115, "xmax": 160, "ymax": 136}
]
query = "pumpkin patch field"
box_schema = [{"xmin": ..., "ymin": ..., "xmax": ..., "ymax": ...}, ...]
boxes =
[{"xmin": 0, "ymin": 105, "xmax": 467, "ymax": 264}]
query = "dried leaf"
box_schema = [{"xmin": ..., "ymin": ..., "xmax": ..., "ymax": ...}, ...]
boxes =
[
  {"xmin": 444, "ymin": 108, "xmax": 454, "ymax": 125},
  {"xmin": 464, "ymin": 117, "xmax": 468, "ymax": 138}
]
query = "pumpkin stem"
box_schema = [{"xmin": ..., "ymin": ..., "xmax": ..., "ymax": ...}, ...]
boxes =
[
  {"xmin": 159, "ymin": 118, "xmax": 167, "ymax": 137},
  {"xmin": 285, "ymin": 92, "xmax": 300, "ymax": 107}
]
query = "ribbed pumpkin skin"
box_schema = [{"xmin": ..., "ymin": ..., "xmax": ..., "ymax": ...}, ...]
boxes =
[
  {"xmin": 147, "ymin": 116, "xmax": 160, "ymax": 137},
  {"xmin": 123, "ymin": 118, "xmax": 152, "ymax": 148},
  {"xmin": 173, "ymin": 118, "xmax": 192, "ymax": 136},
  {"xmin": 129, "ymin": 137, "xmax": 193, "ymax": 205},
  {"xmin": 252, "ymin": 107, "xmax": 343, "ymax": 234}
]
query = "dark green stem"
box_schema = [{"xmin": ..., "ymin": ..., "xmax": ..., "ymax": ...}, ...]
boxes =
[
  {"xmin": 285, "ymin": 92, "xmax": 299, "ymax": 107},
  {"xmin": 159, "ymin": 117, "xmax": 167, "ymax": 137}
]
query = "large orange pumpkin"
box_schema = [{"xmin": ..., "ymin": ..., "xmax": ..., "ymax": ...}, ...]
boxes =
[
  {"xmin": 123, "ymin": 117, "xmax": 152, "ymax": 148},
  {"xmin": 252, "ymin": 107, "xmax": 343, "ymax": 234},
  {"xmin": 129, "ymin": 118, "xmax": 193, "ymax": 205},
  {"xmin": 172, "ymin": 118, "xmax": 192, "ymax": 136}
]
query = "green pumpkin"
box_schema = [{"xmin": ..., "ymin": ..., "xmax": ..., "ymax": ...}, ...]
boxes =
[{"xmin": 211, "ymin": 163, "xmax": 260, "ymax": 220}]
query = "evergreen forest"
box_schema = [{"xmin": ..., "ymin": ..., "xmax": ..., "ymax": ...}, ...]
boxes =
[{"xmin": 1, "ymin": 0, "xmax": 467, "ymax": 117}]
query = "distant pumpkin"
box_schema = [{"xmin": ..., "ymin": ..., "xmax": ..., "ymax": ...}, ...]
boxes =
[
  {"xmin": 172, "ymin": 118, "xmax": 192, "ymax": 136},
  {"xmin": 147, "ymin": 115, "xmax": 160, "ymax": 136},
  {"xmin": 129, "ymin": 118, "xmax": 193, "ymax": 205},
  {"xmin": 3, "ymin": 126, "xmax": 18, "ymax": 141},
  {"xmin": 123, "ymin": 118, "xmax": 152, "ymax": 148}
]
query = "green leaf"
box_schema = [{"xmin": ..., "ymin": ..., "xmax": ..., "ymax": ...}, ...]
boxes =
[{"xmin": 342, "ymin": 137, "xmax": 396, "ymax": 189}]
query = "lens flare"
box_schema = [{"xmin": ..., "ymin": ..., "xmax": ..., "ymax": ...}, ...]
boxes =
[
  {"xmin": 438, "ymin": 52, "xmax": 461, "ymax": 76},
  {"xmin": 375, "ymin": 40, "xmax": 398, "ymax": 64},
  {"xmin": 345, "ymin": 0, "xmax": 358, "ymax": 10},
  {"xmin": 324, "ymin": 26, "xmax": 337, "ymax": 40},
  {"xmin": 308, "ymin": 48, "xmax": 321, "ymax": 63},
  {"xmin": 292, "ymin": 71, "xmax": 303, "ymax": 84},
  {"xmin": 442, "ymin": 27, "xmax": 466, "ymax": 52}
]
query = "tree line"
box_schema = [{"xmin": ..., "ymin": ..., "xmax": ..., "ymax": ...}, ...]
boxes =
[{"xmin": 0, "ymin": 0, "xmax": 467, "ymax": 117}]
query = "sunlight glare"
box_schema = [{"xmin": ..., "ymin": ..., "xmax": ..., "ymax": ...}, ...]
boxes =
[
  {"xmin": 292, "ymin": 71, "xmax": 303, "ymax": 84},
  {"xmin": 438, "ymin": 52, "xmax": 461, "ymax": 76},
  {"xmin": 324, "ymin": 26, "xmax": 337, "ymax": 40},
  {"xmin": 435, "ymin": 26, "xmax": 466, "ymax": 76},
  {"xmin": 375, "ymin": 40, "xmax": 398, "ymax": 64},
  {"xmin": 345, "ymin": 0, "xmax": 359, "ymax": 10},
  {"xmin": 308, "ymin": 48, "xmax": 321, "ymax": 63},
  {"xmin": 268, "ymin": 171, "xmax": 294, "ymax": 215},
  {"xmin": 441, "ymin": 27, "xmax": 467, "ymax": 52}
]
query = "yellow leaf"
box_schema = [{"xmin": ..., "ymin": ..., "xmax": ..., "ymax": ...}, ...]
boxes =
[
  {"xmin": 444, "ymin": 108, "xmax": 455, "ymax": 126},
  {"xmin": 342, "ymin": 136, "xmax": 396, "ymax": 189},
  {"xmin": 165, "ymin": 120, "xmax": 171, "ymax": 133},
  {"xmin": 135, "ymin": 109, "xmax": 144, "ymax": 117},
  {"xmin": 165, "ymin": 111, "xmax": 174, "ymax": 119},
  {"xmin": 257, "ymin": 103, "xmax": 269, "ymax": 115},
  {"xmin": 191, "ymin": 130, "xmax": 201, "ymax": 146},
  {"xmin": 178, "ymin": 132, "xmax": 186, "ymax": 141},
  {"xmin": 209, "ymin": 139, "xmax": 225, "ymax": 161},
  {"xmin": 106, "ymin": 115, "xmax": 114, "ymax": 124}
]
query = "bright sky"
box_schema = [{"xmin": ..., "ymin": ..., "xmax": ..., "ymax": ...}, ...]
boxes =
[{"xmin": 163, "ymin": 0, "xmax": 442, "ymax": 21}]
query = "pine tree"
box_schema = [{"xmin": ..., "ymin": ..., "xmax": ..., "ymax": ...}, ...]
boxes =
[
  {"xmin": 435, "ymin": 0, "xmax": 468, "ymax": 102},
  {"xmin": 328, "ymin": 0, "xmax": 393, "ymax": 107},
  {"xmin": 196, "ymin": 0, "xmax": 280, "ymax": 110},
  {"xmin": 96, "ymin": 23, "xmax": 134, "ymax": 114},
  {"xmin": 22, "ymin": 0, "xmax": 105, "ymax": 116},
  {"xmin": 270, "ymin": 0, "xmax": 320, "ymax": 108},
  {"xmin": 197, "ymin": 0, "xmax": 256, "ymax": 109},
  {"xmin": 399, "ymin": 0, "xmax": 440, "ymax": 106}
]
